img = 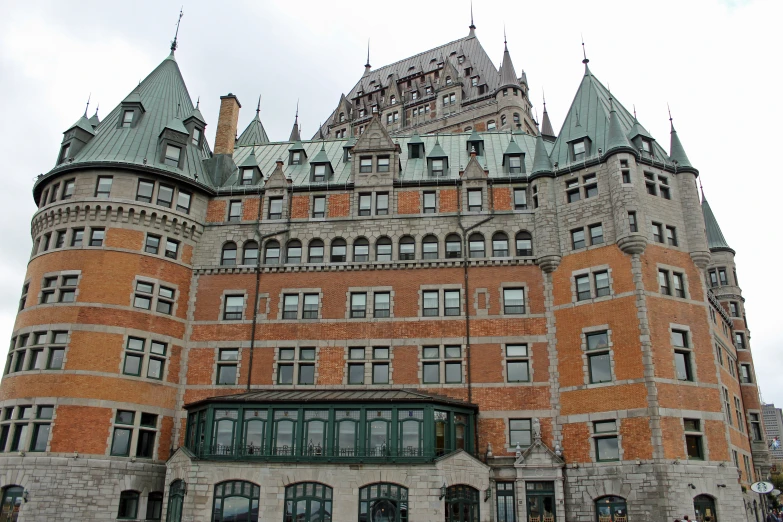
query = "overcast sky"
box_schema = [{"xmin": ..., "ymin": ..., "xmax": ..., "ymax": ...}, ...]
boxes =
[{"xmin": 0, "ymin": 0, "xmax": 780, "ymax": 404}]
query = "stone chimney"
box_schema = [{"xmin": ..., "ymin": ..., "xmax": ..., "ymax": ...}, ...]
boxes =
[{"xmin": 214, "ymin": 93, "xmax": 241, "ymax": 155}]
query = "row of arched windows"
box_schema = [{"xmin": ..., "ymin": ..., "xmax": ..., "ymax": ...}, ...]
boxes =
[{"xmin": 220, "ymin": 232, "xmax": 534, "ymax": 266}]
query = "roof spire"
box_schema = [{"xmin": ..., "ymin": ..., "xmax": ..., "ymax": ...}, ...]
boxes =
[
  {"xmin": 504, "ymin": 25, "xmax": 507, "ymax": 50},
  {"xmin": 365, "ymin": 39, "xmax": 371, "ymax": 71},
  {"xmin": 581, "ymin": 35, "xmax": 589, "ymax": 64},
  {"xmin": 668, "ymin": 104, "xmax": 694, "ymax": 169},
  {"xmin": 633, "ymin": 104, "xmax": 637, "ymax": 119},
  {"xmin": 469, "ymin": 0, "xmax": 476, "ymax": 35},
  {"xmin": 170, "ymin": 7, "xmax": 184, "ymax": 54},
  {"xmin": 94, "ymin": 104, "xmax": 99, "ymax": 116},
  {"xmin": 84, "ymin": 93, "xmax": 91, "ymax": 117},
  {"xmin": 667, "ymin": 102, "xmax": 674, "ymax": 130},
  {"xmin": 256, "ymin": 95, "xmax": 261, "ymax": 115},
  {"xmin": 289, "ymin": 101, "xmax": 301, "ymax": 142}
]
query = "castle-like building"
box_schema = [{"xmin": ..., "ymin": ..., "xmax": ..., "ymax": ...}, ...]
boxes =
[{"xmin": 0, "ymin": 20, "xmax": 771, "ymax": 522}]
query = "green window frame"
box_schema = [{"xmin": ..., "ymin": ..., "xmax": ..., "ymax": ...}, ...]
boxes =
[
  {"xmin": 117, "ymin": 490, "xmax": 139, "ymax": 520},
  {"xmin": 284, "ymin": 482, "xmax": 333, "ymax": 522},
  {"xmin": 335, "ymin": 410, "xmax": 360, "ymax": 457},
  {"xmin": 166, "ymin": 480, "xmax": 185, "ymax": 522},
  {"xmin": 526, "ymin": 482, "xmax": 555, "ymax": 522},
  {"xmin": 496, "ymin": 482, "xmax": 515, "ymax": 522},
  {"xmin": 397, "ymin": 410, "xmax": 424, "ymax": 457},
  {"xmin": 595, "ymin": 495, "xmax": 627, "ymax": 522},
  {"xmin": 212, "ymin": 409, "xmax": 238, "ymax": 456},
  {"xmin": 359, "ymin": 483, "xmax": 408, "ymax": 522},
  {"xmin": 366, "ymin": 410, "xmax": 391, "ymax": 456},
  {"xmin": 110, "ymin": 410, "xmax": 135, "ymax": 457},
  {"xmin": 1, "ymin": 486, "xmax": 24, "ymax": 521},
  {"xmin": 242, "ymin": 410, "xmax": 267, "ymax": 456},
  {"xmin": 445, "ymin": 484, "xmax": 479, "ymax": 522},
  {"xmin": 303, "ymin": 410, "xmax": 328, "ymax": 456},
  {"xmin": 212, "ymin": 481, "xmax": 260, "ymax": 522},
  {"xmin": 273, "ymin": 410, "xmax": 298, "ymax": 456}
]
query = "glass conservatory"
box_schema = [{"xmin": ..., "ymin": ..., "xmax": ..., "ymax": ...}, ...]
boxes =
[{"xmin": 184, "ymin": 389, "xmax": 477, "ymax": 463}]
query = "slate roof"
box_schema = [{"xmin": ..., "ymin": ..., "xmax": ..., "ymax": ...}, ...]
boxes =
[
  {"xmin": 702, "ymin": 196, "xmax": 734, "ymax": 253},
  {"xmin": 548, "ymin": 65, "xmax": 674, "ymax": 169},
  {"xmin": 48, "ymin": 52, "xmax": 212, "ymax": 183},
  {"xmin": 187, "ymin": 388, "xmax": 476, "ymax": 408},
  {"xmin": 226, "ymin": 130, "xmax": 550, "ymax": 189}
]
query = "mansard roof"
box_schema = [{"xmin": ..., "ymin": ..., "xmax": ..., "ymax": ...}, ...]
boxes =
[
  {"xmin": 227, "ymin": 130, "xmax": 550, "ymax": 189},
  {"xmin": 45, "ymin": 53, "xmax": 212, "ymax": 182},
  {"xmin": 702, "ymin": 196, "xmax": 734, "ymax": 254},
  {"xmin": 549, "ymin": 65, "xmax": 671, "ymax": 168}
]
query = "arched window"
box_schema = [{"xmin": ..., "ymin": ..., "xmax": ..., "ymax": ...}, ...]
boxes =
[
  {"xmin": 515, "ymin": 231, "xmax": 533, "ymax": 256},
  {"xmin": 359, "ymin": 483, "xmax": 408, "ymax": 522},
  {"xmin": 390, "ymin": 95, "xmax": 396, "ymax": 105},
  {"xmin": 146, "ymin": 492, "xmax": 163, "ymax": 520},
  {"xmin": 595, "ymin": 495, "xmax": 627, "ymax": 522},
  {"xmin": 212, "ymin": 481, "xmax": 260, "ymax": 522},
  {"xmin": 445, "ymin": 233, "xmax": 462, "ymax": 258},
  {"xmin": 309, "ymin": 239, "xmax": 324, "ymax": 263},
  {"xmin": 376, "ymin": 237, "xmax": 392, "ymax": 261},
  {"xmin": 335, "ymin": 410, "xmax": 360, "ymax": 457},
  {"xmin": 367, "ymin": 410, "xmax": 391, "ymax": 456},
  {"xmin": 242, "ymin": 241, "xmax": 258, "ymax": 265},
  {"xmin": 117, "ymin": 490, "xmax": 140, "ymax": 519},
  {"xmin": 353, "ymin": 238, "xmax": 370, "ymax": 262},
  {"xmin": 513, "ymin": 113, "xmax": 520, "ymax": 125},
  {"xmin": 468, "ymin": 233, "xmax": 485, "ymax": 258},
  {"xmin": 286, "ymin": 240, "xmax": 302, "ymax": 264},
  {"xmin": 398, "ymin": 409, "xmax": 424, "ymax": 456},
  {"xmin": 445, "ymin": 485, "xmax": 479, "ymax": 522},
  {"xmin": 284, "ymin": 482, "xmax": 333, "ymax": 522},
  {"xmin": 399, "ymin": 236, "xmax": 415, "ymax": 260},
  {"xmin": 264, "ymin": 240, "xmax": 280, "ymax": 265},
  {"xmin": 492, "ymin": 232, "xmax": 509, "ymax": 257},
  {"xmin": 501, "ymin": 114, "xmax": 507, "ymax": 127},
  {"xmin": 212, "ymin": 409, "xmax": 238, "ymax": 455},
  {"xmin": 693, "ymin": 495, "xmax": 717, "ymax": 522},
  {"xmin": 422, "ymin": 235, "xmax": 439, "ymax": 260},
  {"xmin": 242, "ymin": 409, "xmax": 267, "ymax": 455},
  {"xmin": 330, "ymin": 238, "xmax": 347, "ymax": 262},
  {"xmin": 1, "ymin": 486, "xmax": 24, "ymax": 522},
  {"xmin": 221, "ymin": 242, "xmax": 237, "ymax": 266},
  {"xmin": 166, "ymin": 480, "xmax": 185, "ymax": 522}
]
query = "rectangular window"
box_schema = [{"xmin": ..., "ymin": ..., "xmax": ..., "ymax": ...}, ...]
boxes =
[
  {"xmin": 144, "ymin": 234, "xmax": 161, "ymax": 254},
  {"xmin": 659, "ymin": 269, "xmax": 671, "ymax": 295},
  {"xmin": 377, "ymin": 157, "xmax": 390, "ymax": 173},
  {"xmin": 268, "ymin": 197, "xmax": 283, "ymax": 219},
  {"xmin": 735, "ymin": 332, "xmax": 746, "ymax": 349},
  {"xmin": 313, "ymin": 164, "xmax": 327, "ymax": 182},
  {"xmin": 575, "ymin": 274, "xmax": 591, "ymax": 301},
  {"xmin": 651, "ymin": 222, "xmax": 663, "ymax": 243},
  {"xmin": 228, "ymin": 200, "xmax": 242, "ymax": 222},
  {"xmin": 729, "ymin": 302, "xmax": 739, "ymax": 317},
  {"xmin": 740, "ymin": 364, "xmax": 752, "ymax": 384},
  {"xmin": 156, "ymin": 185, "xmax": 174, "ymax": 208},
  {"xmin": 164, "ymin": 239, "xmax": 179, "ymax": 260},
  {"xmin": 684, "ymin": 419, "xmax": 703, "ymax": 460},
  {"xmin": 583, "ymin": 175, "xmax": 598, "ymax": 198},
  {"xmin": 71, "ymin": 228, "xmax": 84, "ymax": 247},
  {"xmin": 372, "ymin": 362, "xmax": 389, "ymax": 384},
  {"xmin": 302, "ymin": 294, "xmax": 319, "ymax": 319},
  {"xmin": 750, "ymin": 413, "xmax": 763, "ymax": 441},
  {"xmin": 444, "ymin": 290, "xmax": 460, "ymax": 316},
  {"xmin": 54, "ymin": 230, "xmax": 65, "ymax": 249},
  {"xmin": 589, "ymin": 223, "xmax": 604, "ymax": 245},
  {"xmin": 506, "ymin": 344, "xmax": 529, "ymax": 382},
  {"xmin": 95, "ymin": 176, "xmax": 113, "ymax": 198},
  {"xmin": 156, "ymin": 286, "xmax": 174, "ymax": 315},
  {"xmin": 718, "ymin": 268, "xmax": 728, "ymax": 285},
  {"xmin": 350, "ymin": 293, "xmax": 367, "ymax": 318},
  {"xmin": 423, "ymin": 191, "xmax": 436, "ymax": 213},
  {"xmin": 374, "ymin": 292, "xmax": 390, "ymax": 318},
  {"xmin": 282, "ymin": 294, "xmax": 299, "ymax": 319},
  {"xmin": 217, "ymin": 349, "xmax": 238, "ymax": 385},
  {"xmin": 164, "ymin": 145, "xmax": 181, "ymax": 167},
  {"xmin": 431, "ymin": 159, "xmax": 444, "ymax": 177},
  {"xmin": 510, "ymin": 419, "xmax": 532, "ymax": 448},
  {"xmin": 622, "ymin": 170, "xmax": 631, "ymax": 184},
  {"xmin": 513, "ymin": 188, "xmax": 527, "ymax": 210},
  {"xmin": 423, "ymin": 290, "xmax": 439, "ymax": 317},
  {"xmin": 348, "ymin": 363, "xmax": 365, "ymax": 385},
  {"xmin": 594, "ymin": 420, "xmax": 619, "ymax": 461},
  {"xmin": 89, "ymin": 228, "xmax": 105, "ymax": 247},
  {"xmin": 298, "ymin": 363, "xmax": 315, "ymax": 385},
  {"xmin": 673, "ymin": 273, "xmax": 685, "ymax": 298},
  {"xmin": 133, "ymin": 281, "xmax": 153, "ymax": 310},
  {"xmin": 358, "ymin": 193, "xmax": 371, "ymax": 216},
  {"xmin": 586, "ymin": 332, "xmax": 611, "ymax": 384},
  {"xmin": 422, "ymin": 362, "xmax": 439, "ymax": 384},
  {"xmin": 375, "ymin": 193, "xmax": 389, "ymax": 215},
  {"xmin": 467, "ymin": 189, "xmax": 482, "ymax": 211},
  {"xmin": 312, "ymin": 196, "xmax": 326, "ymax": 218},
  {"xmin": 571, "ymin": 229, "xmax": 585, "ymax": 249},
  {"xmin": 359, "ymin": 158, "xmax": 373, "ymax": 173},
  {"xmin": 572, "ymin": 141, "xmax": 586, "ymax": 161},
  {"xmin": 503, "ymin": 288, "xmax": 525, "ymax": 314},
  {"xmin": 723, "ymin": 388, "xmax": 732, "ymax": 426},
  {"xmin": 674, "ymin": 351, "xmax": 693, "ymax": 381},
  {"xmin": 735, "ymin": 397, "xmax": 745, "ymax": 433},
  {"xmin": 594, "ymin": 271, "xmax": 610, "ymax": 297},
  {"xmin": 508, "ymin": 156, "xmax": 522, "ymax": 174},
  {"xmin": 241, "ymin": 168, "xmax": 254, "ymax": 185},
  {"xmin": 136, "ymin": 180, "xmax": 154, "ymax": 203},
  {"xmin": 666, "ymin": 226, "xmax": 678, "ymax": 246},
  {"xmin": 176, "ymin": 191, "xmax": 191, "ymax": 214},
  {"xmin": 645, "ymin": 172, "xmax": 656, "ymax": 195},
  {"xmin": 223, "ymin": 295, "xmax": 244, "ymax": 320},
  {"xmin": 122, "ymin": 110, "xmax": 134, "ymax": 127}
]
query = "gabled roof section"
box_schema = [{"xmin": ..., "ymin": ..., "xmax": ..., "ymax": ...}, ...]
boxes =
[
  {"xmin": 66, "ymin": 114, "xmax": 96, "ymax": 136},
  {"xmin": 353, "ymin": 115, "xmax": 395, "ymax": 152},
  {"xmin": 50, "ymin": 53, "xmax": 211, "ymax": 181},
  {"xmin": 548, "ymin": 65, "xmax": 669, "ymax": 168},
  {"xmin": 702, "ymin": 196, "xmax": 733, "ymax": 253},
  {"xmin": 503, "ymin": 135, "xmax": 524, "ymax": 156},
  {"xmin": 310, "ymin": 142, "xmax": 331, "ymax": 164},
  {"xmin": 427, "ymin": 137, "xmax": 448, "ymax": 158}
]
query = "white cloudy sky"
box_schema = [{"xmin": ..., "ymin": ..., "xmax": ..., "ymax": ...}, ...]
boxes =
[{"xmin": 0, "ymin": 0, "xmax": 781, "ymax": 402}]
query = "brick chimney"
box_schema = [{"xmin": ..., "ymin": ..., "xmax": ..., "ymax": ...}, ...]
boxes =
[{"xmin": 214, "ymin": 93, "xmax": 241, "ymax": 155}]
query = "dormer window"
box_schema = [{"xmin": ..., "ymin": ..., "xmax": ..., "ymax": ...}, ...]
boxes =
[
  {"xmin": 573, "ymin": 141, "xmax": 586, "ymax": 161},
  {"xmin": 446, "ymin": 76, "xmax": 452, "ymax": 85},
  {"xmin": 241, "ymin": 168, "xmax": 254, "ymax": 185},
  {"xmin": 390, "ymin": 96, "xmax": 396, "ymax": 105},
  {"xmin": 412, "ymin": 92, "xmax": 418, "ymax": 100},
  {"xmin": 122, "ymin": 110, "xmax": 134, "ymax": 128},
  {"xmin": 372, "ymin": 105, "xmax": 378, "ymax": 114},
  {"xmin": 508, "ymin": 156, "xmax": 523, "ymax": 174},
  {"xmin": 360, "ymin": 158, "xmax": 373, "ymax": 173},
  {"xmin": 164, "ymin": 144, "xmax": 181, "ymax": 167},
  {"xmin": 58, "ymin": 143, "xmax": 71, "ymax": 164},
  {"xmin": 357, "ymin": 90, "xmax": 363, "ymax": 96},
  {"xmin": 471, "ymin": 77, "xmax": 478, "ymax": 87},
  {"xmin": 641, "ymin": 139, "xmax": 653, "ymax": 157},
  {"xmin": 313, "ymin": 165, "xmax": 326, "ymax": 182},
  {"xmin": 377, "ymin": 157, "xmax": 390, "ymax": 173},
  {"xmin": 458, "ymin": 56, "xmax": 465, "ymax": 64},
  {"xmin": 339, "ymin": 113, "xmax": 345, "ymax": 123},
  {"xmin": 359, "ymin": 109, "xmax": 366, "ymax": 118},
  {"xmin": 425, "ymin": 87, "xmax": 433, "ymax": 95},
  {"xmin": 192, "ymin": 127, "xmax": 202, "ymax": 146},
  {"xmin": 501, "ymin": 115, "xmax": 507, "ymax": 127},
  {"xmin": 431, "ymin": 159, "xmax": 444, "ymax": 177},
  {"xmin": 292, "ymin": 152, "xmax": 302, "ymax": 165}
]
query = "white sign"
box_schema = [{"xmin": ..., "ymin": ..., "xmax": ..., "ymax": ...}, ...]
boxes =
[
  {"xmin": 772, "ymin": 489, "xmax": 781, "ymax": 497},
  {"xmin": 750, "ymin": 481, "xmax": 774, "ymax": 494}
]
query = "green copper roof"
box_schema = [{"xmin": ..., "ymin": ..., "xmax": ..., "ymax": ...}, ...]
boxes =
[
  {"xmin": 310, "ymin": 142, "xmax": 331, "ymax": 164},
  {"xmin": 627, "ymin": 116, "xmax": 653, "ymax": 141},
  {"xmin": 237, "ymin": 146, "xmax": 258, "ymax": 168},
  {"xmin": 605, "ymin": 101, "xmax": 633, "ymax": 154},
  {"xmin": 50, "ymin": 53, "xmax": 211, "ymax": 183},
  {"xmin": 88, "ymin": 109, "xmax": 100, "ymax": 129},
  {"xmin": 343, "ymin": 135, "xmax": 357, "ymax": 149},
  {"xmin": 67, "ymin": 115, "xmax": 96, "ymax": 136},
  {"xmin": 467, "ymin": 128, "xmax": 484, "ymax": 144},
  {"xmin": 549, "ymin": 65, "xmax": 669, "ymax": 168},
  {"xmin": 702, "ymin": 196, "xmax": 733, "ymax": 253},
  {"xmin": 540, "ymin": 106, "xmax": 555, "ymax": 138},
  {"xmin": 236, "ymin": 113, "xmax": 270, "ymax": 147},
  {"xmin": 427, "ymin": 137, "xmax": 448, "ymax": 158},
  {"xmin": 408, "ymin": 131, "xmax": 424, "ymax": 145},
  {"xmin": 289, "ymin": 140, "xmax": 305, "ymax": 152},
  {"xmin": 531, "ymin": 134, "xmax": 553, "ymax": 175},
  {"xmin": 503, "ymin": 135, "xmax": 524, "ymax": 156},
  {"xmin": 669, "ymin": 124, "xmax": 693, "ymax": 170}
]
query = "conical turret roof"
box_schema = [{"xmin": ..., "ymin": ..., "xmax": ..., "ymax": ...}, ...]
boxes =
[
  {"xmin": 51, "ymin": 53, "xmax": 211, "ymax": 182},
  {"xmin": 702, "ymin": 196, "xmax": 733, "ymax": 253},
  {"xmin": 531, "ymin": 134, "xmax": 553, "ymax": 175},
  {"xmin": 498, "ymin": 41, "xmax": 519, "ymax": 89},
  {"xmin": 237, "ymin": 99, "xmax": 270, "ymax": 147},
  {"xmin": 605, "ymin": 99, "xmax": 634, "ymax": 154},
  {"xmin": 541, "ymin": 104, "xmax": 555, "ymax": 139},
  {"xmin": 669, "ymin": 123, "xmax": 694, "ymax": 170},
  {"xmin": 289, "ymin": 110, "xmax": 301, "ymax": 142},
  {"xmin": 88, "ymin": 108, "xmax": 100, "ymax": 129},
  {"xmin": 66, "ymin": 114, "xmax": 96, "ymax": 136}
]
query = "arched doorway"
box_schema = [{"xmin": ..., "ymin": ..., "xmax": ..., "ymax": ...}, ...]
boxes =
[
  {"xmin": 166, "ymin": 480, "xmax": 184, "ymax": 522},
  {"xmin": 594, "ymin": 495, "xmax": 627, "ymax": 522},
  {"xmin": 694, "ymin": 495, "xmax": 717, "ymax": 522},
  {"xmin": 445, "ymin": 485, "xmax": 479, "ymax": 522},
  {"xmin": 0, "ymin": 486, "xmax": 24, "ymax": 522},
  {"xmin": 358, "ymin": 483, "xmax": 408, "ymax": 522}
]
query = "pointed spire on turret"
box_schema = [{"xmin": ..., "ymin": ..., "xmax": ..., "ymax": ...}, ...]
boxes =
[
  {"xmin": 289, "ymin": 101, "xmax": 301, "ymax": 141},
  {"xmin": 170, "ymin": 7, "xmax": 184, "ymax": 56},
  {"xmin": 668, "ymin": 105, "xmax": 693, "ymax": 170},
  {"xmin": 317, "ymin": 122, "xmax": 325, "ymax": 141},
  {"xmin": 256, "ymin": 95, "xmax": 261, "ymax": 116},
  {"xmin": 498, "ymin": 32, "xmax": 519, "ymax": 89},
  {"xmin": 468, "ymin": 0, "xmax": 476, "ymax": 37},
  {"xmin": 83, "ymin": 93, "xmax": 91, "ymax": 117},
  {"xmin": 236, "ymin": 94, "xmax": 270, "ymax": 146},
  {"xmin": 364, "ymin": 39, "xmax": 371, "ymax": 75},
  {"xmin": 88, "ymin": 105, "xmax": 100, "ymax": 129},
  {"xmin": 531, "ymin": 133, "xmax": 553, "ymax": 175},
  {"xmin": 605, "ymin": 95, "xmax": 633, "ymax": 154},
  {"xmin": 541, "ymin": 91, "xmax": 555, "ymax": 141},
  {"xmin": 701, "ymin": 190, "xmax": 734, "ymax": 254},
  {"xmin": 581, "ymin": 35, "xmax": 589, "ymax": 66}
]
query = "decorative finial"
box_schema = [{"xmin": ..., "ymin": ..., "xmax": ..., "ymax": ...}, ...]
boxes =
[
  {"xmin": 365, "ymin": 39, "xmax": 371, "ymax": 69},
  {"xmin": 469, "ymin": 0, "xmax": 475, "ymax": 30},
  {"xmin": 542, "ymin": 89, "xmax": 547, "ymax": 111},
  {"xmin": 698, "ymin": 175, "xmax": 704, "ymax": 201},
  {"xmin": 256, "ymin": 95, "xmax": 261, "ymax": 115},
  {"xmin": 94, "ymin": 104, "xmax": 99, "ymax": 117},
  {"xmin": 504, "ymin": 25, "xmax": 507, "ymax": 49},
  {"xmin": 581, "ymin": 34, "xmax": 589, "ymax": 64},
  {"xmin": 196, "ymin": 97, "xmax": 200, "ymax": 109},
  {"xmin": 668, "ymin": 103, "xmax": 674, "ymax": 130},
  {"xmin": 633, "ymin": 104, "xmax": 637, "ymax": 119},
  {"xmin": 535, "ymin": 107, "xmax": 539, "ymax": 125},
  {"xmin": 170, "ymin": 7, "xmax": 184, "ymax": 53},
  {"xmin": 84, "ymin": 93, "xmax": 91, "ymax": 117},
  {"xmin": 295, "ymin": 99, "xmax": 299, "ymax": 122}
]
